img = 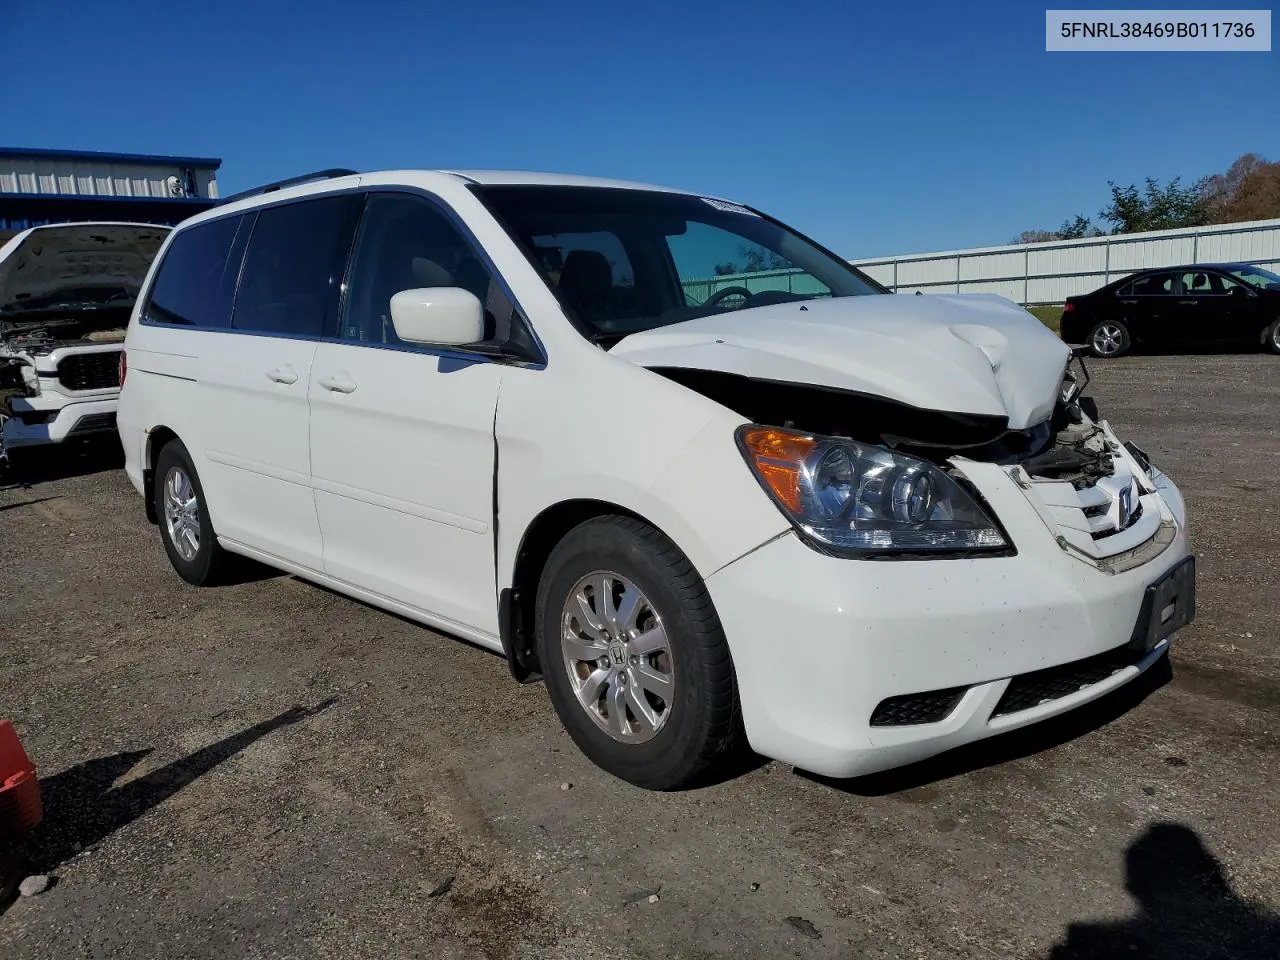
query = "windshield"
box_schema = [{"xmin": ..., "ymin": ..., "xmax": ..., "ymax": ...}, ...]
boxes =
[
  {"xmin": 476, "ymin": 186, "xmax": 883, "ymax": 339},
  {"xmin": 1228, "ymin": 265, "xmax": 1280, "ymax": 290}
]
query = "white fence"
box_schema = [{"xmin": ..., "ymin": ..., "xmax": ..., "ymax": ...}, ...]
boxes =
[{"xmin": 850, "ymin": 218, "xmax": 1280, "ymax": 305}]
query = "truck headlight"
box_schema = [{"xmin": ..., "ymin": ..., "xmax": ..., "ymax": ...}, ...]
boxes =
[{"xmin": 736, "ymin": 425, "xmax": 1008, "ymax": 556}]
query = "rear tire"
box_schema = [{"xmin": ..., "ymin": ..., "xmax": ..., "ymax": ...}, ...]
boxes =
[
  {"xmin": 534, "ymin": 515, "xmax": 744, "ymax": 790},
  {"xmin": 1264, "ymin": 318, "xmax": 1280, "ymax": 355},
  {"xmin": 1088, "ymin": 319, "xmax": 1131, "ymax": 358},
  {"xmin": 153, "ymin": 439, "xmax": 232, "ymax": 586}
]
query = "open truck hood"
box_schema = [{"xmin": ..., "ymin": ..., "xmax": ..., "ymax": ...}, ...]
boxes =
[
  {"xmin": 0, "ymin": 222, "xmax": 170, "ymax": 315},
  {"xmin": 609, "ymin": 293, "xmax": 1070, "ymax": 430}
]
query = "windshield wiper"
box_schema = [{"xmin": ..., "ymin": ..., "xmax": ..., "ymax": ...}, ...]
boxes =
[{"xmin": 586, "ymin": 330, "xmax": 630, "ymax": 348}]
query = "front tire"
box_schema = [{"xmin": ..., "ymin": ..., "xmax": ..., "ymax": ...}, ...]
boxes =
[
  {"xmin": 153, "ymin": 439, "xmax": 231, "ymax": 585},
  {"xmin": 1088, "ymin": 319, "xmax": 1131, "ymax": 358},
  {"xmin": 1264, "ymin": 318, "xmax": 1280, "ymax": 355},
  {"xmin": 534, "ymin": 516, "xmax": 744, "ymax": 790}
]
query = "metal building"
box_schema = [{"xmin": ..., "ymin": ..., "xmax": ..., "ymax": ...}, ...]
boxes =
[{"xmin": 0, "ymin": 146, "xmax": 222, "ymax": 240}]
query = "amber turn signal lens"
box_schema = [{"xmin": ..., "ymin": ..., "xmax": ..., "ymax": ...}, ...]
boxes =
[{"xmin": 738, "ymin": 427, "xmax": 817, "ymax": 514}]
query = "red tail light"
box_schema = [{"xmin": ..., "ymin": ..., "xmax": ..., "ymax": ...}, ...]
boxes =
[
  {"xmin": 118, "ymin": 350, "xmax": 127, "ymax": 387},
  {"xmin": 1062, "ymin": 302, "xmax": 1075, "ymax": 312}
]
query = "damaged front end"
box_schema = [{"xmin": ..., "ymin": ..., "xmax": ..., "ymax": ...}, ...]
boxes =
[
  {"xmin": 0, "ymin": 352, "xmax": 37, "ymax": 463},
  {"xmin": 651, "ymin": 354, "xmax": 1176, "ymax": 572},
  {"xmin": 649, "ymin": 357, "xmax": 1108, "ymax": 470},
  {"xmin": 0, "ymin": 319, "xmax": 131, "ymax": 461}
]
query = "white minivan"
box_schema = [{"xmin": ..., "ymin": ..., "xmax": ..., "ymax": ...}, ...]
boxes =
[{"xmin": 118, "ymin": 169, "xmax": 1194, "ymax": 789}]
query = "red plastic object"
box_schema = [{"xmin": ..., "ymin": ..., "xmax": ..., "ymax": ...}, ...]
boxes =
[{"xmin": 0, "ymin": 720, "xmax": 42, "ymax": 838}]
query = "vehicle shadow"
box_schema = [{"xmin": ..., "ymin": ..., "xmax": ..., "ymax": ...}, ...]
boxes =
[
  {"xmin": 1132, "ymin": 341, "xmax": 1270, "ymax": 358},
  {"xmin": 0, "ymin": 437, "xmax": 124, "ymax": 489},
  {"xmin": 1043, "ymin": 822, "xmax": 1280, "ymax": 959},
  {"xmin": 217, "ymin": 555, "xmax": 291, "ymax": 586},
  {"xmin": 0, "ymin": 495, "xmax": 59, "ymax": 513},
  {"xmin": 1, "ymin": 699, "xmax": 336, "ymax": 899},
  {"xmin": 804, "ymin": 653, "xmax": 1173, "ymax": 797},
  {"xmin": 272, "ymin": 578, "xmax": 772, "ymax": 785}
]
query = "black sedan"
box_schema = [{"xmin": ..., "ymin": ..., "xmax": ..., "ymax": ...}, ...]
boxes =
[{"xmin": 1060, "ymin": 263, "xmax": 1280, "ymax": 357}]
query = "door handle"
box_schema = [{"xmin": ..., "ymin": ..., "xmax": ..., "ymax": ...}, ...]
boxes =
[
  {"xmin": 266, "ymin": 366, "xmax": 298, "ymax": 385},
  {"xmin": 1178, "ymin": 300, "xmax": 1199, "ymax": 305},
  {"xmin": 318, "ymin": 374, "xmax": 357, "ymax": 394},
  {"xmin": 1120, "ymin": 300, "xmax": 1137, "ymax": 305}
]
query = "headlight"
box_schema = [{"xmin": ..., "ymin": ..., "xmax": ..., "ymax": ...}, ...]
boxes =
[{"xmin": 736, "ymin": 425, "xmax": 1008, "ymax": 556}]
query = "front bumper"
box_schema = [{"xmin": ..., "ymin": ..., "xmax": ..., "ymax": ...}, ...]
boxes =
[
  {"xmin": 2, "ymin": 395, "xmax": 119, "ymax": 448},
  {"xmin": 705, "ymin": 459, "xmax": 1190, "ymax": 779}
]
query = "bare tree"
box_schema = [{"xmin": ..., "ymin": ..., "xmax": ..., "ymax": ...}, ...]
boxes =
[{"xmin": 1201, "ymin": 153, "xmax": 1280, "ymax": 223}]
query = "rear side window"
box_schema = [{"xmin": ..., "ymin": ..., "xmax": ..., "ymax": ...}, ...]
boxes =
[
  {"xmin": 1125, "ymin": 272, "xmax": 1177, "ymax": 296},
  {"xmin": 232, "ymin": 196, "xmax": 358, "ymax": 337},
  {"xmin": 146, "ymin": 216, "xmax": 246, "ymax": 327}
]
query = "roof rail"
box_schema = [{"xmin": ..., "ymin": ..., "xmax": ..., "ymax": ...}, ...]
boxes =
[{"xmin": 220, "ymin": 168, "xmax": 358, "ymax": 204}]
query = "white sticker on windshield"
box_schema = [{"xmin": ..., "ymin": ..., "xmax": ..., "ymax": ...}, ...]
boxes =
[{"xmin": 700, "ymin": 197, "xmax": 759, "ymax": 216}]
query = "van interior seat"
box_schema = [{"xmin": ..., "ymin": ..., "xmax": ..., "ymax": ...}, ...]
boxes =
[{"xmin": 558, "ymin": 249, "xmax": 612, "ymax": 325}]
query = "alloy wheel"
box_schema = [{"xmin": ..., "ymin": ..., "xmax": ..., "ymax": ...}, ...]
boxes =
[
  {"xmin": 560, "ymin": 571, "xmax": 675, "ymax": 744},
  {"xmin": 1092, "ymin": 323, "xmax": 1124, "ymax": 356},
  {"xmin": 163, "ymin": 465, "xmax": 201, "ymax": 562}
]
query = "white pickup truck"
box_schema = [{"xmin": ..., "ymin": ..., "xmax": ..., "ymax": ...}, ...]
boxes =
[{"xmin": 0, "ymin": 222, "xmax": 169, "ymax": 465}]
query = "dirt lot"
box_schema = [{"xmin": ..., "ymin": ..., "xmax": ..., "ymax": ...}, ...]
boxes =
[{"xmin": 1, "ymin": 353, "xmax": 1278, "ymax": 959}]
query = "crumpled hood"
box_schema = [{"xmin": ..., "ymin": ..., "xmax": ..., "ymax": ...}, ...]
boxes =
[
  {"xmin": 0, "ymin": 222, "xmax": 169, "ymax": 314},
  {"xmin": 609, "ymin": 293, "xmax": 1071, "ymax": 430}
]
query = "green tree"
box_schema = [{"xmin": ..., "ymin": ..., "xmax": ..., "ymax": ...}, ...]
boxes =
[
  {"xmin": 738, "ymin": 247, "xmax": 791, "ymax": 272},
  {"xmin": 1011, "ymin": 215, "xmax": 1100, "ymax": 244},
  {"xmin": 1057, "ymin": 214, "xmax": 1102, "ymax": 239},
  {"xmin": 1099, "ymin": 177, "xmax": 1208, "ymax": 234},
  {"xmin": 1011, "ymin": 229, "xmax": 1060, "ymax": 244},
  {"xmin": 1012, "ymin": 154, "xmax": 1277, "ymax": 243}
]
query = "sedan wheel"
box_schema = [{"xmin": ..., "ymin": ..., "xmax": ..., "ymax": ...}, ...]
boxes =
[
  {"xmin": 1265, "ymin": 318, "xmax": 1280, "ymax": 355},
  {"xmin": 1089, "ymin": 320, "xmax": 1130, "ymax": 358}
]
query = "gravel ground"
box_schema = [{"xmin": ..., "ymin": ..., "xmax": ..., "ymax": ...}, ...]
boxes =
[{"xmin": 1, "ymin": 353, "xmax": 1277, "ymax": 959}]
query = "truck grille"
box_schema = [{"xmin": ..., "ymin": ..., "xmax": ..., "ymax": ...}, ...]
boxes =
[{"xmin": 58, "ymin": 352, "xmax": 121, "ymax": 391}]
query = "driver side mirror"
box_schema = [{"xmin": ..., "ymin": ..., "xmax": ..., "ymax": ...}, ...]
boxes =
[
  {"xmin": 389, "ymin": 287, "xmax": 484, "ymax": 345},
  {"xmin": 1229, "ymin": 284, "xmax": 1253, "ymax": 299}
]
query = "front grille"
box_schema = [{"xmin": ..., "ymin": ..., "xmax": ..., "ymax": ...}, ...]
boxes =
[
  {"xmin": 57, "ymin": 352, "xmax": 121, "ymax": 391},
  {"xmin": 66, "ymin": 412, "xmax": 117, "ymax": 436},
  {"xmin": 1092, "ymin": 501, "xmax": 1143, "ymax": 540},
  {"xmin": 991, "ymin": 645, "xmax": 1146, "ymax": 718},
  {"xmin": 871, "ymin": 687, "xmax": 967, "ymax": 726}
]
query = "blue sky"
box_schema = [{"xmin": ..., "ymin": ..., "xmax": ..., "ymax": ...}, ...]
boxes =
[{"xmin": 3, "ymin": 1, "xmax": 1277, "ymax": 258}]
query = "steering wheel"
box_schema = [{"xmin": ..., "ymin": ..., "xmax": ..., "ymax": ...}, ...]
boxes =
[{"xmin": 703, "ymin": 286, "xmax": 753, "ymax": 309}]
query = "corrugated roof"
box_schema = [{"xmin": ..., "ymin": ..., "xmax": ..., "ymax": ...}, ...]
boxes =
[{"xmin": 0, "ymin": 146, "xmax": 222, "ymax": 169}]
